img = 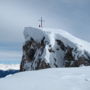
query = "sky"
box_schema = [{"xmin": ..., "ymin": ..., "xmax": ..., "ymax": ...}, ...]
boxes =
[{"xmin": 0, "ymin": 0, "xmax": 90, "ymax": 64}]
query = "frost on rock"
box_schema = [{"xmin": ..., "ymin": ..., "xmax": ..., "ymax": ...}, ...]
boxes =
[
  {"xmin": 20, "ymin": 27, "xmax": 50, "ymax": 71},
  {"xmin": 20, "ymin": 27, "xmax": 90, "ymax": 71}
]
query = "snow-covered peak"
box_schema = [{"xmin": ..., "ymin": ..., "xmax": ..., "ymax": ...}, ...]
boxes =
[
  {"xmin": 24, "ymin": 27, "xmax": 90, "ymax": 53},
  {"xmin": 21, "ymin": 27, "xmax": 90, "ymax": 71},
  {"xmin": 24, "ymin": 27, "xmax": 49, "ymax": 43},
  {"xmin": 43, "ymin": 28, "xmax": 90, "ymax": 53}
]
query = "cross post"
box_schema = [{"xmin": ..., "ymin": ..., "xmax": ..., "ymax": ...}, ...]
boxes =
[{"xmin": 38, "ymin": 17, "xmax": 44, "ymax": 28}]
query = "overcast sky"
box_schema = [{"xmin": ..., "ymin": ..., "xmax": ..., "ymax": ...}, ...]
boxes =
[{"xmin": 0, "ymin": 0, "xmax": 90, "ymax": 64}]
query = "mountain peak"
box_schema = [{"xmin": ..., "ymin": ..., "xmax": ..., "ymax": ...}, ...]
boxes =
[{"xmin": 20, "ymin": 27, "xmax": 90, "ymax": 71}]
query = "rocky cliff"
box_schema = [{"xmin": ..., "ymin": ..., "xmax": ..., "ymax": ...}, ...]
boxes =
[{"xmin": 20, "ymin": 27, "xmax": 90, "ymax": 71}]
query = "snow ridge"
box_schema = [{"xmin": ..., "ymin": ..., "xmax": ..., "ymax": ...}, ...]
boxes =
[{"xmin": 20, "ymin": 27, "xmax": 90, "ymax": 71}]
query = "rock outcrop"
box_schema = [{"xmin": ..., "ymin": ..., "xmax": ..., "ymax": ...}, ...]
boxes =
[{"xmin": 20, "ymin": 27, "xmax": 90, "ymax": 71}]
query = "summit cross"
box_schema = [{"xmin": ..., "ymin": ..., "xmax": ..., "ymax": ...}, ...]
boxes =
[{"xmin": 38, "ymin": 17, "xmax": 44, "ymax": 28}]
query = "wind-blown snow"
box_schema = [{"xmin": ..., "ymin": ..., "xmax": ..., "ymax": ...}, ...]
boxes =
[
  {"xmin": 22, "ymin": 27, "xmax": 90, "ymax": 68},
  {"xmin": 43, "ymin": 28, "xmax": 90, "ymax": 53},
  {"xmin": 0, "ymin": 67, "xmax": 90, "ymax": 90},
  {"xmin": 24, "ymin": 27, "xmax": 90, "ymax": 53},
  {"xmin": 24, "ymin": 27, "xmax": 49, "ymax": 43}
]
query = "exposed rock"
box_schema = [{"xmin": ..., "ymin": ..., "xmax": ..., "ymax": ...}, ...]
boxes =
[
  {"xmin": 20, "ymin": 27, "xmax": 90, "ymax": 71},
  {"xmin": 64, "ymin": 47, "xmax": 90, "ymax": 67},
  {"xmin": 20, "ymin": 36, "xmax": 50, "ymax": 71},
  {"xmin": 56, "ymin": 39, "xmax": 66, "ymax": 51}
]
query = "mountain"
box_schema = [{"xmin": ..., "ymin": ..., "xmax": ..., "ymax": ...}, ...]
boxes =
[
  {"xmin": 0, "ymin": 64, "xmax": 19, "ymax": 78},
  {"xmin": 20, "ymin": 27, "xmax": 90, "ymax": 71},
  {"xmin": 0, "ymin": 64, "xmax": 19, "ymax": 70},
  {"xmin": 0, "ymin": 67, "xmax": 90, "ymax": 90}
]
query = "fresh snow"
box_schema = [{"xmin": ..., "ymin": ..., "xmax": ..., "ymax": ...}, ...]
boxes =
[
  {"xmin": 23, "ymin": 27, "xmax": 90, "ymax": 67},
  {"xmin": 43, "ymin": 28, "xmax": 90, "ymax": 53},
  {"xmin": 24, "ymin": 27, "xmax": 90, "ymax": 54},
  {"xmin": 0, "ymin": 67, "xmax": 90, "ymax": 90},
  {"xmin": 24, "ymin": 27, "xmax": 49, "ymax": 43},
  {"xmin": 0, "ymin": 27, "xmax": 90, "ymax": 89}
]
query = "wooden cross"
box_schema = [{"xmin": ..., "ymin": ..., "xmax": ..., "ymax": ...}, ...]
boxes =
[{"xmin": 38, "ymin": 17, "xmax": 44, "ymax": 28}]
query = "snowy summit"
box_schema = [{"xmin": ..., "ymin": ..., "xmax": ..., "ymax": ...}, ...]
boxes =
[
  {"xmin": 20, "ymin": 27, "xmax": 90, "ymax": 71},
  {"xmin": 0, "ymin": 27, "xmax": 90, "ymax": 90}
]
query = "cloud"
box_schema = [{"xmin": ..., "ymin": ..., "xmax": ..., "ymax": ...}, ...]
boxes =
[
  {"xmin": 0, "ymin": 0, "xmax": 90, "ymax": 64},
  {"xmin": 60, "ymin": 0, "xmax": 89, "ymax": 4},
  {"xmin": 0, "ymin": 0, "xmax": 90, "ymax": 43},
  {"xmin": 0, "ymin": 50, "xmax": 21, "ymax": 61}
]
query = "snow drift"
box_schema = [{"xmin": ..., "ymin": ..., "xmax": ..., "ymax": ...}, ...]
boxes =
[
  {"xmin": 20, "ymin": 27, "xmax": 90, "ymax": 71},
  {"xmin": 0, "ymin": 67, "xmax": 90, "ymax": 90}
]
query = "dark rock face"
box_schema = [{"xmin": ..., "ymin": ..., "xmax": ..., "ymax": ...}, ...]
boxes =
[
  {"xmin": 35, "ymin": 60, "xmax": 50, "ymax": 70},
  {"xmin": 64, "ymin": 46, "xmax": 90, "ymax": 67},
  {"xmin": 56, "ymin": 39, "xmax": 66, "ymax": 51},
  {"xmin": 70, "ymin": 56, "xmax": 90, "ymax": 67},
  {"xmin": 20, "ymin": 27, "xmax": 90, "ymax": 71},
  {"xmin": 20, "ymin": 37, "xmax": 50, "ymax": 71},
  {"xmin": 20, "ymin": 38, "xmax": 90, "ymax": 71}
]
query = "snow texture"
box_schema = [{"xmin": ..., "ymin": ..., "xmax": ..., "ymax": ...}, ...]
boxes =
[
  {"xmin": 24, "ymin": 27, "xmax": 49, "ymax": 43},
  {"xmin": 0, "ymin": 67, "xmax": 90, "ymax": 90},
  {"xmin": 43, "ymin": 28, "xmax": 90, "ymax": 53},
  {"xmin": 24, "ymin": 27, "xmax": 90, "ymax": 54},
  {"xmin": 22, "ymin": 27, "xmax": 90, "ymax": 70}
]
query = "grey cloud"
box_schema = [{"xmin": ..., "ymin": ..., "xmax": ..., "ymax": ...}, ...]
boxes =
[{"xmin": 0, "ymin": 0, "xmax": 90, "ymax": 43}]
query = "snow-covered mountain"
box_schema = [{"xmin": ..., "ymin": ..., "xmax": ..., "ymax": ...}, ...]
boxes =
[
  {"xmin": 0, "ymin": 27, "xmax": 90, "ymax": 90},
  {"xmin": 20, "ymin": 27, "xmax": 90, "ymax": 71},
  {"xmin": 0, "ymin": 64, "xmax": 19, "ymax": 70},
  {"xmin": 0, "ymin": 64, "xmax": 19, "ymax": 78},
  {"xmin": 0, "ymin": 67, "xmax": 90, "ymax": 90}
]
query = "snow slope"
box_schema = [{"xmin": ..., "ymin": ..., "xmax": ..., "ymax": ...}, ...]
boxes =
[
  {"xmin": 43, "ymin": 28, "xmax": 90, "ymax": 53},
  {"xmin": 0, "ymin": 67, "xmax": 90, "ymax": 90},
  {"xmin": 24, "ymin": 27, "xmax": 90, "ymax": 52}
]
